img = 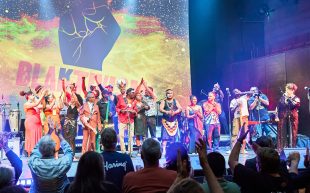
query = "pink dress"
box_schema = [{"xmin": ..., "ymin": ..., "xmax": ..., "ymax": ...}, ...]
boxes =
[{"xmin": 24, "ymin": 107, "xmax": 42, "ymax": 155}]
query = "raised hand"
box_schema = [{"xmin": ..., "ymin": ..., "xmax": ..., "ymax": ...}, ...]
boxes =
[
  {"xmin": 176, "ymin": 149, "xmax": 190, "ymax": 178},
  {"xmin": 0, "ymin": 132, "xmax": 9, "ymax": 149},
  {"xmin": 237, "ymin": 122, "xmax": 249, "ymax": 143},
  {"xmin": 47, "ymin": 117, "xmax": 55, "ymax": 135},
  {"xmin": 195, "ymin": 138, "xmax": 208, "ymax": 167}
]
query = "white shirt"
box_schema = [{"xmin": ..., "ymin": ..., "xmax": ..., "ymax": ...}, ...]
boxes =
[{"xmin": 230, "ymin": 95, "xmax": 249, "ymax": 118}]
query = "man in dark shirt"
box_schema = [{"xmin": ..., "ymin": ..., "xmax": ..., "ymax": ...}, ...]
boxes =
[
  {"xmin": 248, "ymin": 87, "xmax": 271, "ymax": 137},
  {"xmin": 229, "ymin": 126, "xmax": 310, "ymax": 193},
  {"xmin": 101, "ymin": 128, "xmax": 134, "ymax": 187}
]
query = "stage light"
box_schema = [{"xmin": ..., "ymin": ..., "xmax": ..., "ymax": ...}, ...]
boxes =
[
  {"xmin": 20, "ymin": 180, "xmax": 26, "ymax": 186},
  {"xmin": 39, "ymin": 0, "xmax": 56, "ymax": 20},
  {"xmin": 26, "ymin": 179, "xmax": 32, "ymax": 185}
]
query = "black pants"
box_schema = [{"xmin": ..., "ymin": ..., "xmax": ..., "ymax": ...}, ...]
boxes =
[{"xmin": 146, "ymin": 116, "xmax": 156, "ymax": 138}]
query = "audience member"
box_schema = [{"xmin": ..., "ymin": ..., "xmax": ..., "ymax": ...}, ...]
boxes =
[
  {"xmin": 202, "ymin": 152, "xmax": 240, "ymax": 193},
  {"xmin": 165, "ymin": 142, "xmax": 190, "ymax": 173},
  {"xmin": 101, "ymin": 128, "xmax": 134, "ymax": 187},
  {"xmin": 122, "ymin": 138, "xmax": 177, "ymax": 193},
  {"xmin": 244, "ymin": 135, "xmax": 287, "ymax": 173},
  {"xmin": 229, "ymin": 124, "xmax": 310, "ymax": 193},
  {"xmin": 0, "ymin": 185, "xmax": 27, "ymax": 193},
  {"xmin": 168, "ymin": 138, "xmax": 224, "ymax": 193},
  {"xmin": 28, "ymin": 119, "xmax": 73, "ymax": 193},
  {"xmin": 168, "ymin": 178, "xmax": 205, "ymax": 193},
  {"xmin": 66, "ymin": 151, "xmax": 120, "ymax": 193},
  {"xmin": 0, "ymin": 132, "xmax": 23, "ymax": 190}
]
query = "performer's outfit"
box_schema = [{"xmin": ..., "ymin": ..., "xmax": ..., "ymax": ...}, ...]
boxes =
[
  {"xmin": 248, "ymin": 94, "xmax": 271, "ymax": 137},
  {"xmin": 80, "ymin": 101, "xmax": 102, "ymax": 153},
  {"xmin": 116, "ymin": 95, "xmax": 136, "ymax": 153},
  {"xmin": 187, "ymin": 106, "xmax": 203, "ymax": 153},
  {"xmin": 161, "ymin": 99, "xmax": 180, "ymax": 143},
  {"xmin": 277, "ymin": 95, "xmax": 300, "ymax": 149},
  {"xmin": 143, "ymin": 95, "xmax": 157, "ymax": 138},
  {"xmin": 230, "ymin": 95, "xmax": 249, "ymax": 149},
  {"xmin": 43, "ymin": 108, "xmax": 61, "ymax": 153},
  {"xmin": 214, "ymin": 90, "xmax": 229, "ymax": 134},
  {"xmin": 203, "ymin": 101, "xmax": 221, "ymax": 150},
  {"xmin": 24, "ymin": 107, "xmax": 42, "ymax": 156},
  {"xmin": 63, "ymin": 93, "xmax": 83, "ymax": 156}
]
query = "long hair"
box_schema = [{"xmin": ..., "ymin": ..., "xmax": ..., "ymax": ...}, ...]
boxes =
[{"xmin": 67, "ymin": 152, "xmax": 106, "ymax": 193}]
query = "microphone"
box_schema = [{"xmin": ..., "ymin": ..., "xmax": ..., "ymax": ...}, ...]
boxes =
[
  {"xmin": 226, "ymin": 88, "xmax": 231, "ymax": 97},
  {"xmin": 304, "ymin": 86, "xmax": 310, "ymax": 90}
]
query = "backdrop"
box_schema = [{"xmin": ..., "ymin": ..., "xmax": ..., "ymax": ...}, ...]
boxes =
[{"xmin": 0, "ymin": 0, "xmax": 191, "ymax": 116}]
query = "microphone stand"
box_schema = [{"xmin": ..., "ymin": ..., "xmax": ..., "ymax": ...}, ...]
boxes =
[
  {"xmin": 308, "ymin": 89, "xmax": 310, "ymax": 114},
  {"xmin": 226, "ymin": 90, "xmax": 232, "ymax": 149}
]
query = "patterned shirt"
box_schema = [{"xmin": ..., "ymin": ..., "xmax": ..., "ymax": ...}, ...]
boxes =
[{"xmin": 143, "ymin": 95, "xmax": 157, "ymax": 116}]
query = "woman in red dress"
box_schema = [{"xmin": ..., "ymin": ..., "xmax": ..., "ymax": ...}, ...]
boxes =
[{"xmin": 20, "ymin": 89, "xmax": 47, "ymax": 156}]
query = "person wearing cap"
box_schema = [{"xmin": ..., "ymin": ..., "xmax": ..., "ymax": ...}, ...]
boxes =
[
  {"xmin": 277, "ymin": 83, "xmax": 300, "ymax": 150},
  {"xmin": 80, "ymin": 92, "xmax": 102, "ymax": 154},
  {"xmin": 94, "ymin": 75, "xmax": 117, "ymax": 129},
  {"xmin": 116, "ymin": 86, "xmax": 137, "ymax": 154}
]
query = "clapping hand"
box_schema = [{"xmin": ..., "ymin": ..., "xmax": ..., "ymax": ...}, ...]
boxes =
[
  {"xmin": 176, "ymin": 149, "xmax": 190, "ymax": 179},
  {"xmin": 237, "ymin": 122, "xmax": 249, "ymax": 144},
  {"xmin": 0, "ymin": 132, "xmax": 9, "ymax": 150},
  {"xmin": 47, "ymin": 117, "xmax": 55, "ymax": 135},
  {"xmin": 195, "ymin": 138, "xmax": 208, "ymax": 168}
]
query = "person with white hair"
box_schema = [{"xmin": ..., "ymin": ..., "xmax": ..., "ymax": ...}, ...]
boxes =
[
  {"xmin": 80, "ymin": 92, "xmax": 102, "ymax": 154},
  {"xmin": 28, "ymin": 119, "xmax": 73, "ymax": 193}
]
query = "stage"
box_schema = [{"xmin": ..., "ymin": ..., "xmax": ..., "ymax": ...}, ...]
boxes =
[{"xmin": 1, "ymin": 146, "xmax": 308, "ymax": 187}]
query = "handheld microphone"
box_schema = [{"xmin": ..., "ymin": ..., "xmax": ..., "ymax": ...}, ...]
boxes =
[{"xmin": 225, "ymin": 88, "xmax": 231, "ymax": 96}]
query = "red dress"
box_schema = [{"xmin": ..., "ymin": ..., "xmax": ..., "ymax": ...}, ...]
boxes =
[{"xmin": 24, "ymin": 107, "xmax": 42, "ymax": 155}]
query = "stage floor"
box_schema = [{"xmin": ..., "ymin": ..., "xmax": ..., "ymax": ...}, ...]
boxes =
[{"xmin": 1, "ymin": 147, "xmax": 308, "ymax": 182}]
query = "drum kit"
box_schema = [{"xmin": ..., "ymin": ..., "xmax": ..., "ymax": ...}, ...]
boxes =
[{"xmin": 0, "ymin": 103, "xmax": 21, "ymax": 133}]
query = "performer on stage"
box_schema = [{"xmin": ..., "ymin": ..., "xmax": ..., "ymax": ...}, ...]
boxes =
[
  {"xmin": 43, "ymin": 93, "xmax": 64, "ymax": 158},
  {"xmin": 62, "ymin": 79, "xmax": 83, "ymax": 158},
  {"xmin": 134, "ymin": 92, "xmax": 150, "ymax": 152},
  {"xmin": 20, "ymin": 88, "xmax": 47, "ymax": 156},
  {"xmin": 80, "ymin": 92, "xmax": 102, "ymax": 153},
  {"xmin": 116, "ymin": 86, "xmax": 137, "ymax": 154},
  {"xmin": 229, "ymin": 89, "xmax": 249, "ymax": 153},
  {"xmin": 277, "ymin": 83, "xmax": 300, "ymax": 150},
  {"xmin": 138, "ymin": 80, "xmax": 157, "ymax": 139},
  {"xmin": 94, "ymin": 75, "xmax": 116, "ymax": 129},
  {"xmin": 203, "ymin": 92, "xmax": 221, "ymax": 151},
  {"xmin": 212, "ymin": 83, "xmax": 229, "ymax": 134},
  {"xmin": 82, "ymin": 76, "xmax": 100, "ymax": 101},
  {"xmin": 159, "ymin": 89, "xmax": 182, "ymax": 155},
  {"xmin": 185, "ymin": 95, "xmax": 203, "ymax": 154},
  {"xmin": 248, "ymin": 87, "xmax": 271, "ymax": 137}
]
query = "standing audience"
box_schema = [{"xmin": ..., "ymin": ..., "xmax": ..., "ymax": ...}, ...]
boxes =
[
  {"xmin": 28, "ymin": 119, "xmax": 73, "ymax": 193},
  {"xmin": 101, "ymin": 128, "xmax": 134, "ymax": 188},
  {"xmin": 202, "ymin": 152, "xmax": 240, "ymax": 193},
  {"xmin": 0, "ymin": 133, "xmax": 24, "ymax": 192},
  {"xmin": 122, "ymin": 138, "xmax": 177, "ymax": 193}
]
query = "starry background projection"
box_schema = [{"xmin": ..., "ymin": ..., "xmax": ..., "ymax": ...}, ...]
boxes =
[{"xmin": 0, "ymin": 0, "xmax": 190, "ymax": 108}]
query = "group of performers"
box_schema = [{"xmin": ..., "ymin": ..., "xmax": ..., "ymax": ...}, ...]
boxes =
[{"xmin": 19, "ymin": 76, "xmax": 301, "ymax": 158}]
